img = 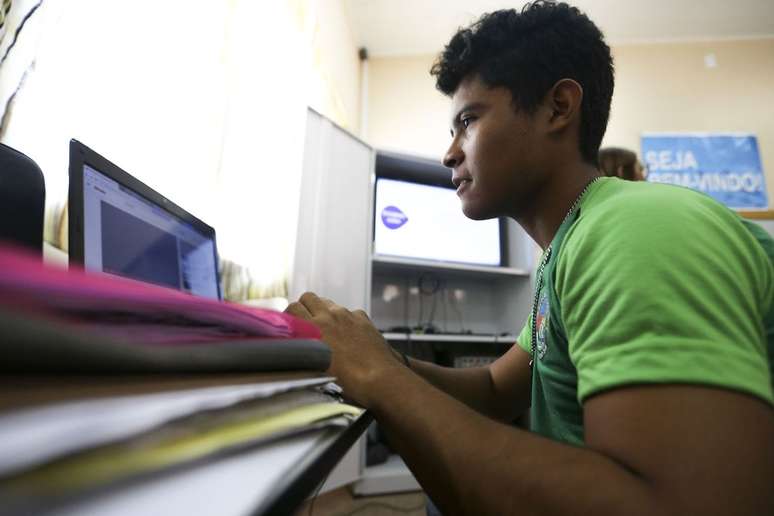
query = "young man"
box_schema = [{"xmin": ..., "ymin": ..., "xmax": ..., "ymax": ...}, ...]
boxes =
[{"xmin": 287, "ymin": 2, "xmax": 774, "ymax": 514}]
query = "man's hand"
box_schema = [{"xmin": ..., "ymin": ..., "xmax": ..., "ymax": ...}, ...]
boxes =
[{"xmin": 286, "ymin": 292, "xmax": 403, "ymax": 408}]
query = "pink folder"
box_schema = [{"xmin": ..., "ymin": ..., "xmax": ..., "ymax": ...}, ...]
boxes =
[{"xmin": 0, "ymin": 245, "xmax": 320, "ymax": 344}]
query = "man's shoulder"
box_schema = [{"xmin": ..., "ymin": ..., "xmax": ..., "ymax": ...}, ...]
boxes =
[
  {"xmin": 584, "ymin": 178, "xmax": 727, "ymax": 222},
  {"xmin": 570, "ymin": 178, "xmax": 741, "ymax": 245},
  {"xmin": 557, "ymin": 179, "xmax": 772, "ymax": 289}
]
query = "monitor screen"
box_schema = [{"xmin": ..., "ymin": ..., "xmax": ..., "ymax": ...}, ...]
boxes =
[
  {"xmin": 374, "ymin": 178, "xmax": 501, "ymax": 266},
  {"xmin": 82, "ymin": 164, "xmax": 220, "ymax": 299}
]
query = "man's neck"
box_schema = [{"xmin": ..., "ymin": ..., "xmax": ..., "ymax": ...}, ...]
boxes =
[{"xmin": 516, "ymin": 163, "xmax": 602, "ymax": 250}]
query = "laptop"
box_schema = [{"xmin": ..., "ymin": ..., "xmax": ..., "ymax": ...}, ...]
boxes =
[{"xmin": 68, "ymin": 139, "xmax": 222, "ymax": 300}]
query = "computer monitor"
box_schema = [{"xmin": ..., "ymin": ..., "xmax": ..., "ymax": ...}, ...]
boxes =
[
  {"xmin": 373, "ymin": 177, "xmax": 502, "ymax": 267},
  {"xmin": 68, "ymin": 140, "xmax": 221, "ymax": 300}
]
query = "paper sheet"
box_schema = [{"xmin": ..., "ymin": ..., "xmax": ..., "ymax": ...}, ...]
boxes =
[
  {"xmin": 47, "ymin": 431, "xmax": 332, "ymax": 516},
  {"xmin": 6, "ymin": 403, "xmax": 362, "ymax": 494},
  {"xmin": 0, "ymin": 377, "xmax": 334, "ymax": 477}
]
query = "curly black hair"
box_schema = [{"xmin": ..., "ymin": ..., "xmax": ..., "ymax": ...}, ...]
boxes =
[{"xmin": 430, "ymin": 1, "xmax": 614, "ymax": 165}]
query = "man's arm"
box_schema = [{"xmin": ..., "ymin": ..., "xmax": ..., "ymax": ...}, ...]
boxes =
[
  {"xmin": 396, "ymin": 343, "xmax": 531, "ymax": 422},
  {"xmin": 288, "ymin": 293, "xmax": 774, "ymax": 516},
  {"xmin": 373, "ymin": 366, "xmax": 774, "ymax": 516}
]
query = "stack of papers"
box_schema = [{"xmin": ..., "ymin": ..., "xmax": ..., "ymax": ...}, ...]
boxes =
[
  {"xmin": 0, "ymin": 377, "xmax": 362, "ymax": 515},
  {"xmin": 0, "ymin": 245, "xmax": 361, "ymax": 515}
]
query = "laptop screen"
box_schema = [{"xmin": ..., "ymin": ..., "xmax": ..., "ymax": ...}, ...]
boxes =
[{"xmin": 81, "ymin": 163, "xmax": 220, "ymax": 299}]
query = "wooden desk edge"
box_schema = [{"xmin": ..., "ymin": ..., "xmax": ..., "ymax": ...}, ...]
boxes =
[{"xmin": 738, "ymin": 209, "xmax": 774, "ymax": 220}]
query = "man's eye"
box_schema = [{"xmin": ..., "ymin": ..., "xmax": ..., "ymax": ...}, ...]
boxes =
[{"xmin": 462, "ymin": 117, "xmax": 475, "ymax": 128}]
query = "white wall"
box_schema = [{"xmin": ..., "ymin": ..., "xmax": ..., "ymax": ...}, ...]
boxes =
[
  {"xmin": 365, "ymin": 38, "xmax": 774, "ymax": 204},
  {"xmin": 367, "ymin": 54, "xmax": 450, "ymax": 162},
  {"xmin": 307, "ymin": 0, "xmax": 362, "ymax": 133}
]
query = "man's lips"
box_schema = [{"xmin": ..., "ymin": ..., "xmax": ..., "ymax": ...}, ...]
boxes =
[
  {"xmin": 455, "ymin": 178, "xmax": 472, "ymax": 196},
  {"xmin": 451, "ymin": 175, "xmax": 472, "ymax": 189}
]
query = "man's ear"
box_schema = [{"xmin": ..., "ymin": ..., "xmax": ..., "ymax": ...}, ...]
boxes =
[{"xmin": 544, "ymin": 78, "xmax": 583, "ymax": 133}]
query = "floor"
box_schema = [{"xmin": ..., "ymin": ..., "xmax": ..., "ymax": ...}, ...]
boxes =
[{"xmin": 294, "ymin": 487, "xmax": 427, "ymax": 516}]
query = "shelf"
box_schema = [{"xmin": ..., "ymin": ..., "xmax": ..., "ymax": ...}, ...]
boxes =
[
  {"xmin": 372, "ymin": 255, "xmax": 530, "ymax": 278},
  {"xmin": 353, "ymin": 454, "xmax": 420, "ymax": 496},
  {"xmin": 382, "ymin": 332, "xmax": 517, "ymax": 343}
]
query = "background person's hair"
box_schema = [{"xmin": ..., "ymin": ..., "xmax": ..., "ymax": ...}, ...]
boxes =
[
  {"xmin": 431, "ymin": 1, "xmax": 614, "ymax": 165},
  {"xmin": 598, "ymin": 147, "xmax": 643, "ymax": 181}
]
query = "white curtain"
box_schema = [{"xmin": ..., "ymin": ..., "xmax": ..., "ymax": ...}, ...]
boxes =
[{"xmin": 0, "ymin": 0, "xmax": 337, "ymax": 300}]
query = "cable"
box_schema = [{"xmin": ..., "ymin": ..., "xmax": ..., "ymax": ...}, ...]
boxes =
[
  {"xmin": 417, "ymin": 287, "xmax": 423, "ymax": 329},
  {"xmin": 417, "ymin": 273, "xmax": 441, "ymax": 329},
  {"xmin": 441, "ymin": 283, "xmax": 448, "ymax": 333},
  {"xmin": 334, "ymin": 499, "xmax": 428, "ymax": 516},
  {"xmin": 448, "ymin": 287, "xmax": 466, "ymax": 332},
  {"xmin": 427, "ymin": 290, "xmax": 437, "ymax": 327},
  {"xmin": 425, "ymin": 276, "xmax": 442, "ymax": 328},
  {"xmin": 403, "ymin": 276, "xmax": 410, "ymax": 329},
  {"xmin": 418, "ymin": 273, "xmax": 441, "ymax": 296}
]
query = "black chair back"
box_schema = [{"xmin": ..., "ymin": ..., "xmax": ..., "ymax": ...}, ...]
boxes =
[{"xmin": 0, "ymin": 143, "xmax": 45, "ymax": 254}]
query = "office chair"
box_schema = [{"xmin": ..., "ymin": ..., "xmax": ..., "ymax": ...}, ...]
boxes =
[{"xmin": 0, "ymin": 143, "xmax": 45, "ymax": 254}]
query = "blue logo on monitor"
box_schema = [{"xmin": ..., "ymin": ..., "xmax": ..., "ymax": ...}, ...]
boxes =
[{"xmin": 381, "ymin": 206, "xmax": 408, "ymax": 229}]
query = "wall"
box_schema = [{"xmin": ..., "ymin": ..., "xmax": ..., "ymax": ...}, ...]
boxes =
[
  {"xmin": 306, "ymin": 0, "xmax": 362, "ymax": 133},
  {"xmin": 367, "ymin": 54, "xmax": 450, "ymax": 162},
  {"xmin": 0, "ymin": 0, "xmax": 363, "ymax": 296},
  {"xmin": 605, "ymin": 38, "xmax": 774, "ymax": 204},
  {"xmin": 365, "ymin": 38, "xmax": 774, "ymax": 203}
]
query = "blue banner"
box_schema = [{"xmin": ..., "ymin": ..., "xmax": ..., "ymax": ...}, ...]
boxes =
[{"xmin": 641, "ymin": 133, "xmax": 768, "ymax": 209}]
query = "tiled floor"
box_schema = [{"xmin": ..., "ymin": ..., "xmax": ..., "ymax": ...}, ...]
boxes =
[{"xmin": 295, "ymin": 488, "xmax": 427, "ymax": 516}]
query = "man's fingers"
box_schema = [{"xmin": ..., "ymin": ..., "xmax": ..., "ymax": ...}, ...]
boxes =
[
  {"xmin": 298, "ymin": 291, "xmax": 331, "ymax": 316},
  {"xmin": 294, "ymin": 293, "xmax": 365, "ymax": 322},
  {"xmin": 285, "ymin": 300, "xmax": 312, "ymax": 320}
]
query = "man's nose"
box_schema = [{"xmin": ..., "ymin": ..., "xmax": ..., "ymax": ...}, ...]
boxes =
[{"xmin": 443, "ymin": 141, "xmax": 463, "ymax": 169}]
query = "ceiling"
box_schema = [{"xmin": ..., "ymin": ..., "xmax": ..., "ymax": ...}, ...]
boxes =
[{"xmin": 343, "ymin": 0, "xmax": 774, "ymax": 57}]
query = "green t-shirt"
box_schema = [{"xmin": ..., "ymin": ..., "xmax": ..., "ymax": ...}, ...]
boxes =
[{"xmin": 517, "ymin": 177, "xmax": 774, "ymax": 446}]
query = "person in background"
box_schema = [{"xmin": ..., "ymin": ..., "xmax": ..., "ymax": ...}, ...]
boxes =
[
  {"xmin": 598, "ymin": 146, "xmax": 646, "ymax": 180},
  {"xmin": 287, "ymin": 2, "xmax": 774, "ymax": 514}
]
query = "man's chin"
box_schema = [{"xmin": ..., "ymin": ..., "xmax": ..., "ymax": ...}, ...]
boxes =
[{"xmin": 461, "ymin": 201, "xmax": 497, "ymax": 221}]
